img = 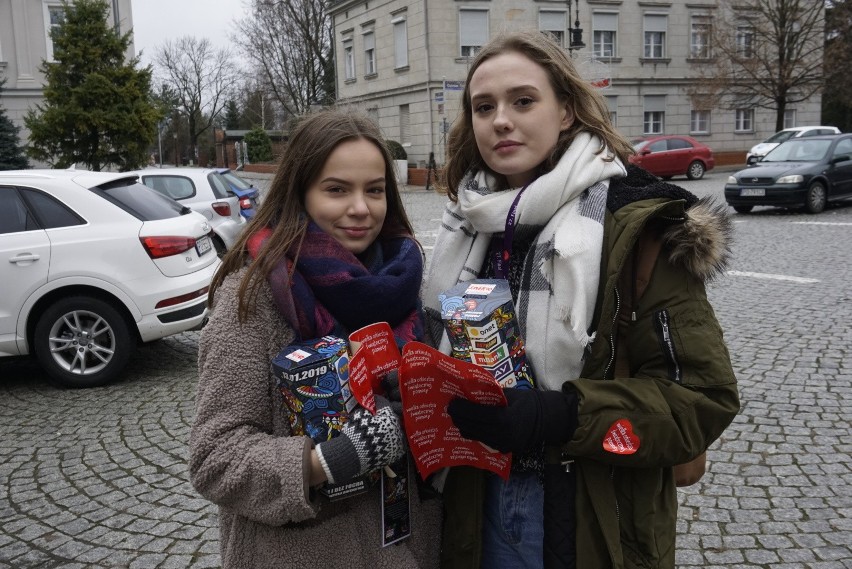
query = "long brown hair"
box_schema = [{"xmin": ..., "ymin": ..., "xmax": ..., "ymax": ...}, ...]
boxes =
[
  {"xmin": 209, "ymin": 110, "xmax": 416, "ymax": 322},
  {"xmin": 442, "ymin": 30, "xmax": 634, "ymax": 200}
]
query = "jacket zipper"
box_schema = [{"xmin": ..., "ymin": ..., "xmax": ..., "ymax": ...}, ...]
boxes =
[
  {"xmin": 654, "ymin": 309, "xmax": 682, "ymax": 383},
  {"xmin": 603, "ymin": 287, "xmax": 620, "ymax": 380}
]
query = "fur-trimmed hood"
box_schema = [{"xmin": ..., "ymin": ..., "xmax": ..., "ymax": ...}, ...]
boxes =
[{"xmin": 609, "ymin": 165, "xmax": 733, "ymax": 283}]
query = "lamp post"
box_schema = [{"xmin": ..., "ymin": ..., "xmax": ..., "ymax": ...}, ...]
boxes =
[{"xmin": 567, "ymin": 0, "xmax": 585, "ymax": 51}]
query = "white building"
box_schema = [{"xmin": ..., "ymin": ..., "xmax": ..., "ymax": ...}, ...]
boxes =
[
  {"xmin": 0, "ymin": 0, "xmax": 134, "ymax": 149},
  {"xmin": 329, "ymin": 0, "xmax": 825, "ymax": 167}
]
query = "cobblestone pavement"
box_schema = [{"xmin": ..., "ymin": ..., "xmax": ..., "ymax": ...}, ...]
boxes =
[{"xmin": 1, "ymin": 171, "xmax": 851, "ymax": 568}]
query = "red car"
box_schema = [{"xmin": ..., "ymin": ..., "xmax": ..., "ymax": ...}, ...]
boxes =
[{"xmin": 629, "ymin": 135, "xmax": 715, "ymax": 180}]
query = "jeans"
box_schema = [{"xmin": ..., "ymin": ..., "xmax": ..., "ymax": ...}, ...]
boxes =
[{"xmin": 481, "ymin": 470, "xmax": 544, "ymax": 569}]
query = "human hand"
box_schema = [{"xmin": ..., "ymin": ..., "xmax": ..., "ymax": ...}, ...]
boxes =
[
  {"xmin": 379, "ymin": 369, "xmax": 403, "ymax": 418},
  {"xmin": 447, "ymin": 388, "xmax": 578, "ymax": 455},
  {"xmin": 315, "ymin": 395, "xmax": 405, "ymax": 484}
]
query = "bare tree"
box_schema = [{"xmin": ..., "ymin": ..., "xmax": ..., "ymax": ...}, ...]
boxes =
[
  {"xmin": 154, "ymin": 37, "xmax": 237, "ymax": 163},
  {"xmin": 234, "ymin": 0, "xmax": 334, "ymax": 117},
  {"xmin": 687, "ymin": 0, "xmax": 825, "ymax": 132},
  {"xmin": 823, "ymin": 0, "xmax": 852, "ymax": 130}
]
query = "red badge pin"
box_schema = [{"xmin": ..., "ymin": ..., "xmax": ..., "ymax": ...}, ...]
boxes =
[{"xmin": 603, "ymin": 419, "xmax": 640, "ymax": 455}]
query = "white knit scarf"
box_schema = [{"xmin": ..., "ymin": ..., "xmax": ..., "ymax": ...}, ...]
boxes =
[{"xmin": 423, "ymin": 133, "xmax": 626, "ymax": 390}]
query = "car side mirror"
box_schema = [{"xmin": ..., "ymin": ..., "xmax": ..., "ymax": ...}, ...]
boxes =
[
  {"xmin": 831, "ymin": 155, "xmax": 850, "ymax": 165},
  {"xmin": 641, "ymin": 150, "xmax": 651, "ymax": 156}
]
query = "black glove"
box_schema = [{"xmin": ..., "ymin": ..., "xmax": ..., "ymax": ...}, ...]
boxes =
[
  {"xmin": 316, "ymin": 395, "xmax": 405, "ymax": 484},
  {"xmin": 447, "ymin": 387, "xmax": 578, "ymax": 454},
  {"xmin": 379, "ymin": 369, "xmax": 403, "ymax": 419}
]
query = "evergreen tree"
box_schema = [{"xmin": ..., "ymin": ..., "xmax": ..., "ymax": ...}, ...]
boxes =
[
  {"xmin": 224, "ymin": 100, "xmax": 241, "ymax": 130},
  {"xmin": 243, "ymin": 127, "xmax": 272, "ymax": 163},
  {"xmin": 0, "ymin": 79, "xmax": 29, "ymax": 170},
  {"xmin": 24, "ymin": 0, "xmax": 161, "ymax": 171}
]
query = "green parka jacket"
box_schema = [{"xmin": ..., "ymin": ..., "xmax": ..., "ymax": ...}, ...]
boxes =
[{"xmin": 439, "ymin": 167, "xmax": 740, "ymax": 569}]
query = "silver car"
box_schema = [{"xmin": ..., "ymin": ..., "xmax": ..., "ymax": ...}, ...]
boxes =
[{"xmin": 130, "ymin": 167, "xmax": 247, "ymax": 255}]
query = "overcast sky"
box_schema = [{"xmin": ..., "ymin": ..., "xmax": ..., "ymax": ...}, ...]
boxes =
[{"xmin": 130, "ymin": 0, "xmax": 251, "ymax": 67}]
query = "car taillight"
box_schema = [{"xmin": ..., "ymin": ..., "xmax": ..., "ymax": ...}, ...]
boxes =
[
  {"xmin": 239, "ymin": 197, "xmax": 252, "ymax": 210},
  {"xmin": 140, "ymin": 236, "xmax": 197, "ymax": 259},
  {"xmin": 212, "ymin": 202, "xmax": 232, "ymax": 216}
]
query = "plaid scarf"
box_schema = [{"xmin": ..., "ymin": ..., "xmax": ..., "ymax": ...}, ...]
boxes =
[
  {"xmin": 248, "ymin": 222, "xmax": 424, "ymax": 343},
  {"xmin": 423, "ymin": 133, "xmax": 626, "ymax": 390}
]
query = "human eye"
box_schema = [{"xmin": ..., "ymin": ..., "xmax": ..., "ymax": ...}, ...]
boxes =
[
  {"xmin": 324, "ymin": 185, "xmax": 346, "ymax": 195},
  {"xmin": 515, "ymin": 96, "xmax": 535, "ymax": 109},
  {"xmin": 473, "ymin": 101, "xmax": 494, "ymax": 114},
  {"xmin": 367, "ymin": 185, "xmax": 386, "ymax": 196}
]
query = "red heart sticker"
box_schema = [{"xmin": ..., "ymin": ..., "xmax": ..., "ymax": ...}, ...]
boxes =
[{"xmin": 602, "ymin": 419, "xmax": 640, "ymax": 455}]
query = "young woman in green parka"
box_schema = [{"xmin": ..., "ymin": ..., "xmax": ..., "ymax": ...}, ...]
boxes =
[{"xmin": 420, "ymin": 30, "xmax": 740, "ymax": 569}]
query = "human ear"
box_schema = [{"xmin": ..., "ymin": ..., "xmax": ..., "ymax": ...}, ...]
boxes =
[{"xmin": 561, "ymin": 104, "xmax": 575, "ymax": 132}]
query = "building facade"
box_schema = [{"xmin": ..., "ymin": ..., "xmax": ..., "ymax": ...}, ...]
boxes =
[
  {"xmin": 0, "ymin": 0, "xmax": 134, "ymax": 151},
  {"xmin": 329, "ymin": 0, "xmax": 825, "ymax": 168}
]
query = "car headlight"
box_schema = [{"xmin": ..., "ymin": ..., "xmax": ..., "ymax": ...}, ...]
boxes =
[
  {"xmin": 776, "ymin": 174, "xmax": 804, "ymax": 184},
  {"xmin": 727, "ymin": 176, "xmax": 737, "ymax": 184}
]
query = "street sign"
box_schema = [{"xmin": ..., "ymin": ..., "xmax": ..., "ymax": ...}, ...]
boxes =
[
  {"xmin": 434, "ymin": 91, "xmax": 444, "ymax": 103},
  {"xmin": 444, "ymin": 80, "xmax": 464, "ymax": 91}
]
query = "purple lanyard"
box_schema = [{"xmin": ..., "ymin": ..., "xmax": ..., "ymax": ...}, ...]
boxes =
[{"xmin": 492, "ymin": 182, "xmax": 532, "ymax": 279}]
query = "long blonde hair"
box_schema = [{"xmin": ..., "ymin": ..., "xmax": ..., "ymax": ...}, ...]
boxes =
[
  {"xmin": 209, "ymin": 110, "xmax": 415, "ymax": 322},
  {"xmin": 442, "ymin": 30, "xmax": 633, "ymax": 199}
]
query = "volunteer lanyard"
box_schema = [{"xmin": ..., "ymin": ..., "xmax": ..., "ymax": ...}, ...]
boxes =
[{"xmin": 492, "ymin": 182, "xmax": 532, "ymax": 280}]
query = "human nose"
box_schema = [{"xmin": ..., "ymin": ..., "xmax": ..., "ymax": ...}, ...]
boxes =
[
  {"xmin": 492, "ymin": 104, "xmax": 512, "ymax": 131},
  {"xmin": 347, "ymin": 191, "xmax": 370, "ymax": 216}
]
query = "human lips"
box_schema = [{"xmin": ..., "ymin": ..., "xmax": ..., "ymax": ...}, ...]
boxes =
[
  {"xmin": 493, "ymin": 140, "xmax": 522, "ymax": 154},
  {"xmin": 339, "ymin": 226, "xmax": 372, "ymax": 238}
]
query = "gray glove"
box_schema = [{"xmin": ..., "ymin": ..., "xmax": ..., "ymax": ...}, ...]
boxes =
[
  {"xmin": 379, "ymin": 369, "xmax": 403, "ymax": 418},
  {"xmin": 315, "ymin": 395, "xmax": 405, "ymax": 484}
]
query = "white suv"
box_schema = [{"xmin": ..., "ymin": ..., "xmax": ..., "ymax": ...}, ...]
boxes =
[
  {"xmin": 129, "ymin": 167, "xmax": 247, "ymax": 256},
  {"xmin": 747, "ymin": 126, "xmax": 841, "ymax": 164},
  {"xmin": 0, "ymin": 169, "xmax": 219, "ymax": 387}
]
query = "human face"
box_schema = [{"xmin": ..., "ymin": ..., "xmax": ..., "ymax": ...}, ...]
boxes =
[
  {"xmin": 304, "ymin": 138, "xmax": 388, "ymax": 254},
  {"xmin": 469, "ymin": 51, "xmax": 574, "ymax": 188}
]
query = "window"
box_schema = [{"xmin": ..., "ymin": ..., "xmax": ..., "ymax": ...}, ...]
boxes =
[
  {"xmin": 643, "ymin": 14, "xmax": 667, "ymax": 58},
  {"xmin": 399, "ymin": 105, "xmax": 411, "ymax": 144},
  {"xmin": 593, "ymin": 13, "xmax": 618, "ymax": 58},
  {"xmin": 736, "ymin": 25, "xmax": 754, "ymax": 58},
  {"xmin": 783, "ymin": 109, "xmax": 796, "ymax": 129},
  {"xmin": 363, "ymin": 32, "xmax": 376, "ymax": 76},
  {"xmin": 43, "ymin": 2, "xmax": 66, "ymax": 62},
  {"xmin": 690, "ymin": 16, "xmax": 711, "ymax": 58},
  {"xmin": 605, "ymin": 96, "xmax": 617, "ymax": 127},
  {"xmin": 833, "ymin": 138, "xmax": 852, "ymax": 161},
  {"xmin": 735, "ymin": 109, "xmax": 754, "ymax": 132},
  {"xmin": 20, "ymin": 189, "xmax": 85, "ymax": 229},
  {"xmin": 643, "ymin": 96, "xmax": 665, "ymax": 134},
  {"xmin": 667, "ymin": 138, "xmax": 693, "ymax": 151},
  {"xmin": 690, "ymin": 110, "xmax": 710, "ymax": 134},
  {"xmin": 393, "ymin": 17, "xmax": 408, "ymax": 69},
  {"xmin": 539, "ymin": 11, "xmax": 566, "ymax": 47},
  {"xmin": 0, "ymin": 189, "xmax": 38, "ymax": 234},
  {"xmin": 343, "ymin": 39, "xmax": 355, "ymax": 80},
  {"xmin": 459, "ymin": 9, "xmax": 488, "ymax": 58}
]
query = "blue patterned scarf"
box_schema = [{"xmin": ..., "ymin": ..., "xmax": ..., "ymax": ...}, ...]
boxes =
[{"xmin": 248, "ymin": 222, "xmax": 424, "ymax": 343}]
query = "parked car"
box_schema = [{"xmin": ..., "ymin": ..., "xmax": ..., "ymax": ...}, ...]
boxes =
[
  {"xmin": 746, "ymin": 126, "xmax": 841, "ymax": 165},
  {"xmin": 128, "ymin": 167, "xmax": 247, "ymax": 256},
  {"xmin": 629, "ymin": 135, "xmax": 714, "ymax": 180},
  {"xmin": 725, "ymin": 133, "xmax": 852, "ymax": 214},
  {"xmin": 0, "ymin": 169, "xmax": 219, "ymax": 387},
  {"xmin": 216, "ymin": 168, "xmax": 261, "ymax": 220}
]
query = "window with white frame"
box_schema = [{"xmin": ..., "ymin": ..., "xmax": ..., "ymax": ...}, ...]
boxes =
[
  {"xmin": 784, "ymin": 109, "xmax": 797, "ymax": 129},
  {"xmin": 343, "ymin": 39, "xmax": 355, "ymax": 80},
  {"xmin": 735, "ymin": 108, "xmax": 754, "ymax": 132},
  {"xmin": 393, "ymin": 17, "xmax": 408, "ymax": 69},
  {"xmin": 643, "ymin": 14, "xmax": 667, "ymax": 58},
  {"xmin": 605, "ymin": 96, "xmax": 617, "ymax": 127},
  {"xmin": 539, "ymin": 10, "xmax": 566, "ymax": 48},
  {"xmin": 399, "ymin": 104, "xmax": 411, "ymax": 144},
  {"xmin": 459, "ymin": 9, "xmax": 488, "ymax": 58},
  {"xmin": 690, "ymin": 16, "xmax": 711, "ymax": 58},
  {"xmin": 736, "ymin": 24, "xmax": 754, "ymax": 58},
  {"xmin": 363, "ymin": 31, "xmax": 376, "ymax": 75},
  {"xmin": 593, "ymin": 12, "xmax": 618, "ymax": 58},
  {"xmin": 690, "ymin": 110, "xmax": 710, "ymax": 134},
  {"xmin": 43, "ymin": 2, "xmax": 66, "ymax": 62},
  {"xmin": 643, "ymin": 96, "xmax": 666, "ymax": 134}
]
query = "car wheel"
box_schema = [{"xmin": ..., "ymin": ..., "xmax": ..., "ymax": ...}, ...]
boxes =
[
  {"xmin": 686, "ymin": 161, "xmax": 706, "ymax": 180},
  {"xmin": 33, "ymin": 296, "xmax": 135, "ymax": 388},
  {"xmin": 212, "ymin": 235, "xmax": 227, "ymax": 258},
  {"xmin": 804, "ymin": 181, "xmax": 827, "ymax": 214},
  {"xmin": 733, "ymin": 205, "xmax": 753, "ymax": 214}
]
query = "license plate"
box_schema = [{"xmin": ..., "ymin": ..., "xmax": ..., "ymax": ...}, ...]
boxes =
[
  {"xmin": 740, "ymin": 188, "xmax": 765, "ymax": 197},
  {"xmin": 195, "ymin": 235, "xmax": 212, "ymax": 256}
]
